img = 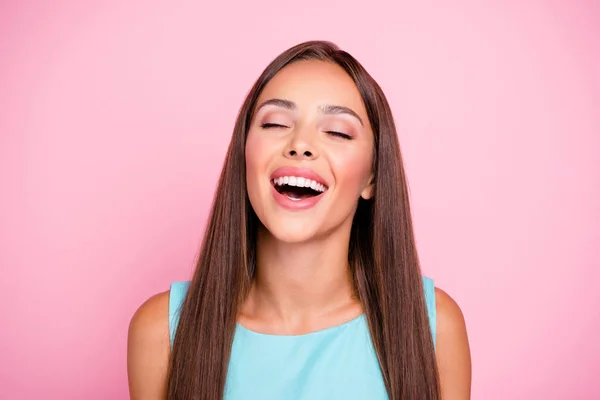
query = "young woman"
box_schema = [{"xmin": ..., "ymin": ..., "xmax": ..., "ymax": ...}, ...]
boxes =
[{"xmin": 127, "ymin": 40, "xmax": 471, "ymax": 400}]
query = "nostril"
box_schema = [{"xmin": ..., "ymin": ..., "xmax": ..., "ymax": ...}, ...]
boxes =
[{"xmin": 287, "ymin": 149, "xmax": 314, "ymax": 158}]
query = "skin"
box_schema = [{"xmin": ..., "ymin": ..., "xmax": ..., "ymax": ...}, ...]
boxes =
[
  {"xmin": 128, "ymin": 60, "xmax": 471, "ymax": 399},
  {"xmin": 240, "ymin": 60, "xmax": 374, "ymax": 333}
]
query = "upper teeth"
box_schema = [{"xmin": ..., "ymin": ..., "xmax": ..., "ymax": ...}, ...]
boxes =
[{"xmin": 273, "ymin": 176, "xmax": 327, "ymax": 192}]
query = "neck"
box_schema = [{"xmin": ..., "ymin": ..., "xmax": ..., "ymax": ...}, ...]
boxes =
[{"xmin": 244, "ymin": 224, "xmax": 359, "ymax": 326}]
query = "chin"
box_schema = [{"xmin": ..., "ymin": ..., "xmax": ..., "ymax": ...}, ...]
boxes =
[{"xmin": 261, "ymin": 217, "xmax": 322, "ymax": 244}]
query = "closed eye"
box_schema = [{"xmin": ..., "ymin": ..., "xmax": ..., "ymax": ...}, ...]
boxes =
[
  {"xmin": 327, "ymin": 131, "xmax": 352, "ymax": 140},
  {"xmin": 260, "ymin": 123, "xmax": 288, "ymax": 129}
]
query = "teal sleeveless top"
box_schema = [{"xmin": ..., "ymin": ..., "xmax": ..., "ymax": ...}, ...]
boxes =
[{"xmin": 169, "ymin": 277, "xmax": 436, "ymax": 400}]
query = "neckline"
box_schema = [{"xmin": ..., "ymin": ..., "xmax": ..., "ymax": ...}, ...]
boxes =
[{"xmin": 235, "ymin": 313, "xmax": 366, "ymax": 338}]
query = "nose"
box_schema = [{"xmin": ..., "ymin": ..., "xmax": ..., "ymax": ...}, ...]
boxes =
[{"xmin": 283, "ymin": 129, "xmax": 319, "ymax": 160}]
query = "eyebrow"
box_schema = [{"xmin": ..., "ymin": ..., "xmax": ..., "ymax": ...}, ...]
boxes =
[
  {"xmin": 320, "ymin": 104, "xmax": 364, "ymax": 126},
  {"xmin": 255, "ymin": 98, "xmax": 364, "ymax": 126},
  {"xmin": 256, "ymin": 98, "xmax": 296, "ymax": 111}
]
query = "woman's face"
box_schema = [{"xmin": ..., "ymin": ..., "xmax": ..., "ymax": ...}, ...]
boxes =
[{"xmin": 245, "ymin": 60, "xmax": 375, "ymax": 243}]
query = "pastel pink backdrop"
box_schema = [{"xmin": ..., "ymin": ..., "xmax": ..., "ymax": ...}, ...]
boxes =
[{"xmin": 1, "ymin": 1, "xmax": 598, "ymax": 399}]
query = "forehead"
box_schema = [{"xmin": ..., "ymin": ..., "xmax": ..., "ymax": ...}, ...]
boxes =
[{"xmin": 256, "ymin": 60, "xmax": 367, "ymax": 115}]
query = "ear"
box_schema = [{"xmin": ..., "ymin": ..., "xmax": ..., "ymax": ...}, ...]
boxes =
[{"xmin": 360, "ymin": 174, "xmax": 375, "ymax": 200}]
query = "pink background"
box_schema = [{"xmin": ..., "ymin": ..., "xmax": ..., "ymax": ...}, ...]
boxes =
[{"xmin": 1, "ymin": 1, "xmax": 599, "ymax": 399}]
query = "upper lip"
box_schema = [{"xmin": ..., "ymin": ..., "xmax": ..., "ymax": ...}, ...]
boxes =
[{"xmin": 270, "ymin": 166, "xmax": 329, "ymax": 188}]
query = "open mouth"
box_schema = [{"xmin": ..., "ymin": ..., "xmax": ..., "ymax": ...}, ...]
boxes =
[{"xmin": 271, "ymin": 176, "xmax": 328, "ymax": 201}]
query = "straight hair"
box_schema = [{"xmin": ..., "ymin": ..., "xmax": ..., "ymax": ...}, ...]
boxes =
[{"xmin": 167, "ymin": 40, "xmax": 440, "ymax": 399}]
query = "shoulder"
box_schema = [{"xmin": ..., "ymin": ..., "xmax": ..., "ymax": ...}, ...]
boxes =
[
  {"xmin": 127, "ymin": 290, "xmax": 171, "ymax": 399},
  {"xmin": 433, "ymin": 286, "xmax": 472, "ymax": 398},
  {"xmin": 434, "ymin": 287, "xmax": 467, "ymax": 337},
  {"xmin": 129, "ymin": 290, "xmax": 170, "ymax": 345}
]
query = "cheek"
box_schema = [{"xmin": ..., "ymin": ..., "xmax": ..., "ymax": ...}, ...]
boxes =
[
  {"xmin": 246, "ymin": 131, "xmax": 270, "ymax": 167},
  {"xmin": 245, "ymin": 131, "xmax": 274, "ymax": 190},
  {"xmin": 245, "ymin": 133, "xmax": 262, "ymax": 188},
  {"xmin": 329, "ymin": 145, "xmax": 373, "ymax": 193}
]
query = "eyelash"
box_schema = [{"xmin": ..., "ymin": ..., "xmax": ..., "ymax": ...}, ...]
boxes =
[
  {"xmin": 260, "ymin": 123, "xmax": 287, "ymax": 129},
  {"xmin": 260, "ymin": 123, "xmax": 352, "ymax": 140},
  {"xmin": 326, "ymin": 131, "xmax": 352, "ymax": 140}
]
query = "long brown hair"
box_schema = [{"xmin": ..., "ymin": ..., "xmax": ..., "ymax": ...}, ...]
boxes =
[{"xmin": 167, "ymin": 41, "xmax": 440, "ymax": 399}]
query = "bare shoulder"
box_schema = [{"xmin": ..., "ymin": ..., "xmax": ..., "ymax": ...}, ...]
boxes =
[
  {"xmin": 434, "ymin": 287, "xmax": 467, "ymax": 335},
  {"xmin": 434, "ymin": 287, "xmax": 472, "ymax": 399},
  {"xmin": 129, "ymin": 290, "xmax": 170, "ymax": 340},
  {"xmin": 127, "ymin": 290, "xmax": 171, "ymax": 400}
]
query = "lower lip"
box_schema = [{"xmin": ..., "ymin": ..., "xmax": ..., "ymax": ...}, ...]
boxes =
[{"xmin": 271, "ymin": 185, "xmax": 325, "ymax": 210}]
